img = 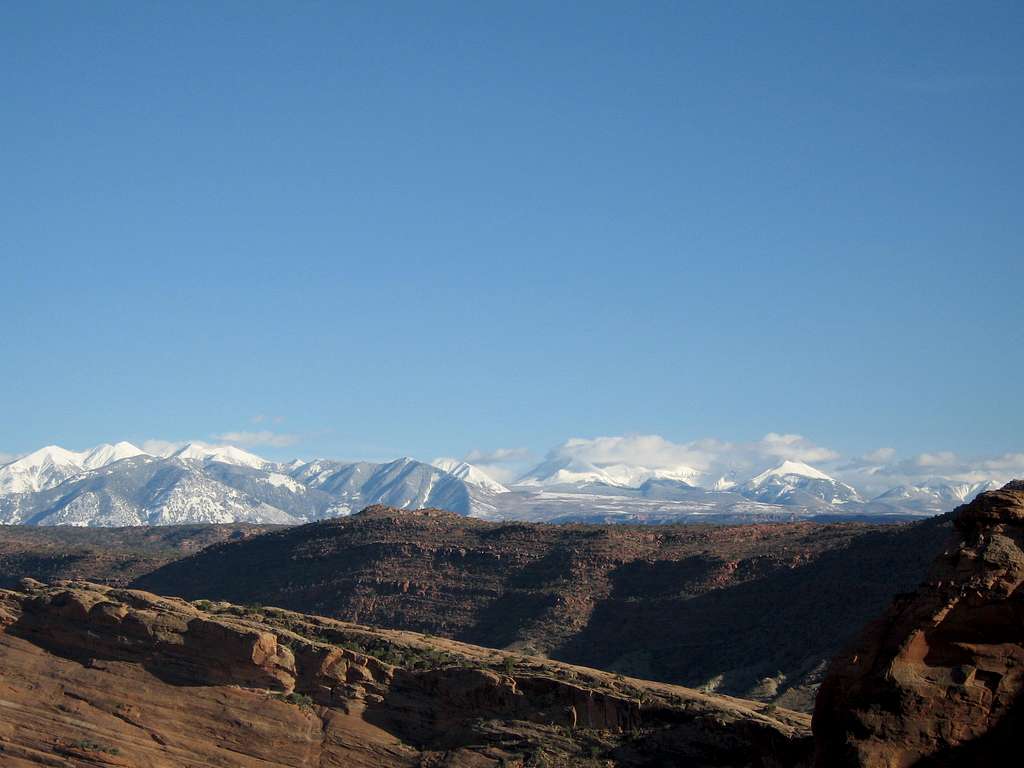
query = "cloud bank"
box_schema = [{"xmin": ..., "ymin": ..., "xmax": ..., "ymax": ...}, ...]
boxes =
[
  {"xmin": 530, "ymin": 433, "xmax": 839, "ymax": 482},
  {"xmin": 457, "ymin": 446, "xmax": 534, "ymax": 482},
  {"xmin": 495, "ymin": 434, "xmax": 1023, "ymax": 495}
]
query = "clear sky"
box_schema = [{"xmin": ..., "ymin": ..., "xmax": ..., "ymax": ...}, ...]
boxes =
[{"xmin": 2, "ymin": 2, "xmax": 1022, "ymax": 477}]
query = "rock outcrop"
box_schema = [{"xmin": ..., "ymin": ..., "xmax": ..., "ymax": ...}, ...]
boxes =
[
  {"xmin": 0, "ymin": 579, "xmax": 812, "ymax": 767},
  {"xmin": 813, "ymin": 480, "xmax": 1024, "ymax": 767}
]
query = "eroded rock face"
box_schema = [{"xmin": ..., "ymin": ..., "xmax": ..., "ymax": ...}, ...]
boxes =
[
  {"xmin": 0, "ymin": 579, "xmax": 812, "ymax": 767},
  {"xmin": 813, "ymin": 481, "xmax": 1024, "ymax": 767},
  {"xmin": 14, "ymin": 581, "xmax": 299, "ymax": 691}
]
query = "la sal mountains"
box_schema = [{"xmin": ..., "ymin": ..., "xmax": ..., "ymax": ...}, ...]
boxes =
[{"xmin": 0, "ymin": 441, "xmax": 1000, "ymax": 527}]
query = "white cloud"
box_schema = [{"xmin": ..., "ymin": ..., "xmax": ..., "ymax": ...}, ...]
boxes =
[
  {"xmin": 212, "ymin": 430, "xmax": 299, "ymax": 448},
  {"xmin": 864, "ymin": 447, "xmax": 896, "ymax": 463},
  {"xmin": 913, "ymin": 451, "xmax": 959, "ymax": 468},
  {"xmin": 551, "ymin": 435, "xmax": 715, "ymax": 470},
  {"xmin": 142, "ymin": 429, "xmax": 300, "ymax": 455},
  {"xmin": 756, "ymin": 433, "xmax": 840, "ymax": 463},
  {"xmin": 0, "ymin": 451, "xmax": 16, "ymax": 465},
  {"xmin": 457, "ymin": 446, "xmax": 534, "ymax": 483},
  {"xmin": 836, "ymin": 447, "xmax": 898, "ymax": 474},
  {"xmin": 528, "ymin": 434, "xmax": 1024, "ymax": 495},
  {"xmin": 980, "ymin": 453, "xmax": 1024, "ymax": 472},
  {"xmin": 465, "ymin": 447, "xmax": 533, "ymax": 464},
  {"xmin": 535, "ymin": 432, "xmax": 843, "ymax": 483}
]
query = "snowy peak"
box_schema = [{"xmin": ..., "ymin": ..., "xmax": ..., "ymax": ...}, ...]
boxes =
[
  {"xmin": 171, "ymin": 443, "xmax": 268, "ymax": 470},
  {"xmin": 872, "ymin": 480, "xmax": 999, "ymax": 511},
  {"xmin": 0, "ymin": 445, "xmax": 87, "ymax": 494},
  {"xmin": 7, "ymin": 445, "xmax": 82, "ymax": 469},
  {"xmin": 712, "ymin": 475, "xmax": 738, "ymax": 491},
  {"xmin": 739, "ymin": 460, "xmax": 859, "ymax": 506},
  {"xmin": 747, "ymin": 460, "xmax": 834, "ymax": 486},
  {"xmin": 81, "ymin": 442, "xmax": 148, "ymax": 470},
  {"xmin": 432, "ymin": 458, "xmax": 509, "ymax": 494},
  {"xmin": 515, "ymin": 457, "xmax": 702, "ymax": 490}
]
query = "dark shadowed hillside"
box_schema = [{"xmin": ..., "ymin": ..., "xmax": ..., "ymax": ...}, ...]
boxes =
[
  {"xmin": 133, "ymin": 506, "xmax": 952, "ymax": 709},
  {"xmin": 0, "ymin": 524, "xmax": 280, "ymax": 588}
]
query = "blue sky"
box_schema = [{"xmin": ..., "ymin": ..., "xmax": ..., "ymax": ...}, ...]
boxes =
[{"xmin": 1, "ymin": 2, "xmax": 1022, "ymax": 480}]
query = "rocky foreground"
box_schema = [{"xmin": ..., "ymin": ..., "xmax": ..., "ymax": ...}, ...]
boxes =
[
  {"xmin": 813, "ymin": 480, "xmax": 1024, "ymax": 766},
  {"xmin": 0, "ymin": 579, "xmax": 811, "ymax": 767}
]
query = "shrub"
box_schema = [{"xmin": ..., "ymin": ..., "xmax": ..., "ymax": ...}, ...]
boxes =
[
  {"xmin": 272, "ymin": 692, "xmax": 315, "ymax": 710},
  {"xmin": 69, "ymin": 739, "xmax": 120, "ymax": 755}
]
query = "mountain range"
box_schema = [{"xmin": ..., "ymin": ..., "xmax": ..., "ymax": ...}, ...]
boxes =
[{"xmin": 0, "ymin": 441, "xmax": 1001, "ymax": 527}]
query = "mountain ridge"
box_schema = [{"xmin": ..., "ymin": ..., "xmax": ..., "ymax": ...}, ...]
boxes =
[{"xmin": 0, "ymin": 441, "xmax": 1005, "ymax": 526}]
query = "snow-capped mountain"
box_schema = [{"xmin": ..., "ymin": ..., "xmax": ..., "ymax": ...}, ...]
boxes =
[
  {"xmin": 515, "ymin": 456, "xmax": 703, "ymax": 490},
  {"xmin": 432, "ymin": 458, "xmax": 509, "ymax": 494},
  {"xmin": 171, "ymin": 442, "xmax": 269, "ymax": 470},
  {"xmin": 712, "ymin": 475, "xmax": 738, "ymax": 491},
  {"xmin": 81, "ymin": 441, "xmax": 148, "ymax": 470},
  {"xmin": 17, "ymin": 456, "xmax": 299, "ymax": 527},
  {"xmin": 0, "ymin": 446, "xmax": 84, "ymax": 494},
  {"xmin": 0, "ymin": 441, "xmax": 1012, "ymax": 526},
  {"xmin": 289, "ymin": 457, "xmax": 499, "ymax": 517},
  {"xmin": 737, "ymin": 460, "xmax": 862, "ymax": 507},
  {"xmin": 0, "ymin": 442, "xmax": 147, "ymax": 494},
  {"xmin": 0, "ymin": 443, "xmax": 508, "ymax": 526},
  {"xmin": 870, "ymin": 480, "xmax": 999, "ymax": 514}
]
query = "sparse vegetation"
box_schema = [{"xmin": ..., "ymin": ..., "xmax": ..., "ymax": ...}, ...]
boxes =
[
  {"xmin": 68, "ymin": 739, "xmax": 120, "ymax": 755},
  {"xmin": 271, "ymin": 692, "xmax": 315, "ymax": 710}
]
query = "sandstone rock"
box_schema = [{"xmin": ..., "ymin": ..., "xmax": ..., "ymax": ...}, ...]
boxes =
[
  {"xmin": 813, "ymin": 480, "xmax": 1024, "ymax": 767},
  {"xmin": 0, "ymin": 579, "xmax": 812, "ymax": 767},
  {"xmin": 14, "ymin": 582, "xmax": 298, "ymax": 691}
]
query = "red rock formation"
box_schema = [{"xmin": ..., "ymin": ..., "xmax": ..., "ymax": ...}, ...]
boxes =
[
  {"xmin": 0, "ymin": 579, "xmax": 812, "ymax": 767},
  {"xmin": 813, "ymin": 481, "xmax": 1024, "ymax": 767}
]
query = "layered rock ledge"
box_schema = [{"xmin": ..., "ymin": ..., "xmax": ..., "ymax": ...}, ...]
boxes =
[{"xmin": 0, "ymin": 579, "xmax": 811, "ymax": 767}]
